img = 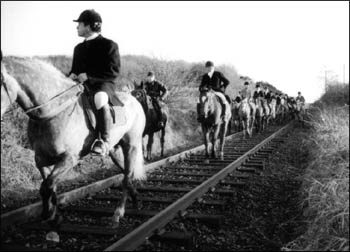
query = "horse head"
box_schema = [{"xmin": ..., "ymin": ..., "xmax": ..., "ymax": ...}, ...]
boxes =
[{"xmin": 198, "ymin": 89, "xmax": 214, "ymax": 121}]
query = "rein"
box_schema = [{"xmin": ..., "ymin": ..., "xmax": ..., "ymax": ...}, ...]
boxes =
[{"xmin": 2, "ymin": 79, "xmax": 84, "ymax": 119}]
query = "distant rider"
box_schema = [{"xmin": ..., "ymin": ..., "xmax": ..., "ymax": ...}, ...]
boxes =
[
  {"xmin": 141, "ymin": 71, "xmax": 168, "ymax": 128},
  {"xmin": 198, "ymin": 61, "xmax": 230, "ymax": 121}
]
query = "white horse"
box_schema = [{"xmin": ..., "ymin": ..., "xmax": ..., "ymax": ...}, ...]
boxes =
[{"xmin": 1, "ymin": 57, "xmax": 146, "ymax": 225}]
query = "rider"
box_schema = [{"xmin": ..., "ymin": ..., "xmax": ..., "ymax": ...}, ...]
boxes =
[
  {"xmin": 296, "ymin": 91, "xmax": 306, "ymax": 114},
  {"xmin": 263, "ymin": 86, "xmax": 271, "ymax": 103},
  {"xmin": 69, "ymin": 9, "xmax": 120, "ymax": 156},
  {"xmin": 253, "ymin": 84, "xmax": 265, "ymax": 111},
  {"xmin": 276, "ymin": 93, "xmax": 281, "ymax": 106},
  {"xmin": 240, "ymin": 81, "xmax": 252, "ymax": 101},
  {"xmin": 141, "ymin": 71, "xmax": 168, "ymax": 128},
  {"xmin": 296, "ymin": 91, "xmax": 305, "ymax": 104},
  {"xmin": 198, "ymin": 61, "xmax": 230, "ymax": 121},
  {"xmin": 253, "ymin": 84, "xmax": 264, "ymax": 100},
  {"xmin": 240, "ymin": 81, "xmax": 255, "ymax": 111}
]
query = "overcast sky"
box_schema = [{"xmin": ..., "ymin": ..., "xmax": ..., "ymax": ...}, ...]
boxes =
[{"xmin": 1, "ymin": 1, "xmax": 349, "ymax": 102}]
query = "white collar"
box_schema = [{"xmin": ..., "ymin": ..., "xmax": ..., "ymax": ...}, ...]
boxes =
[
  {"xmin": 208, "ymin": 71, "xmax": 214, "ymax": 78},
  {"xmin": 85, "ymin": 33, "xmax": 99, "ymax": 41}
]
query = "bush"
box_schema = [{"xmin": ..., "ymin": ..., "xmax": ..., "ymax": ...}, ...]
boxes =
[{"xmin": 285, "ymin": 83, "xmax": 349, "ymax": 251}]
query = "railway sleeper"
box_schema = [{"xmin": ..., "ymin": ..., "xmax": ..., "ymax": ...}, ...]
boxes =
[
  {"xmin": 150, "ymin": 171, "xmax": 249, "ymax": 179},
  {"xmin": 145, "ymin": 178, "xmax": 245, "ymax": 187},
  {"xmin": 111, "ymin": 186, "xmax": 237, "ymax": 196},
  {"xmin": 92, "ymin": 195, "xmax": 226, "ymax": 208},
  {"xmin": 21, "ymin": 222, "xmax": 130, "ymax": 236},
  {"xmin": 60, "ymin": 207, "xmax": 224, "ymax": 226},
  {"xmin": 149, "ymin": 231, "xmax": 195, "ymax": 247}
]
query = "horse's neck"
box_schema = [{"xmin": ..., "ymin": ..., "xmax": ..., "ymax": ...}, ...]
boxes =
[{"xmin": 17, "ymin": 81, "xmax": 81, "ymax": 120}]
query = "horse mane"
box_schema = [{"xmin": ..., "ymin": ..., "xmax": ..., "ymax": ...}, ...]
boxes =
[{"xmin": 3, "ymin": 57, "xmax": 76, "ymax": 104}]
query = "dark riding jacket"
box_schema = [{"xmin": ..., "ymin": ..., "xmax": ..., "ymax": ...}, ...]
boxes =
[
  {"xmin": 199, "ymin": 71, "xmax": 230, "ymax": 93},
  {"xmin": 253, "ymin": 90, "xmax": 264, "ymax": 99},
  {"xmin": 296, "ymin": 96, "xmax": 305, "ymax": 103},
  {"xmin": 276, "ymin": 96, "xmax": 281, "ymax": 105},
  {"xmin": 70, "ymin": 35, "xmax": 120, "ymax": 86},
  {"xmin": 142, "ymin": 80, "xmax": 167, "ymax": 99}
]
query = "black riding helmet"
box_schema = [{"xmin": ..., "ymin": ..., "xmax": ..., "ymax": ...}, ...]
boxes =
[{"xmin": 73, "ymin": 9, "xmax": 102, "ymax": 23}]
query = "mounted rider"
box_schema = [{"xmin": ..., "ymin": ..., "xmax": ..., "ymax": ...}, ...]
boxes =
[
  {"xmin": 296, "ymin": 91, "xmax": 306, "ymax": 113},
  {"xmin": 296, "ymin": 91, "xmax": 305, "ymax": 105},
  {"xmin": 240, "ymin": 81, "xmax": 255, "ymax": 110},
  {"xmin": 69, "ymin": 9, "xmax": 120, "ymax": 156},
  {"xmin": 252, "ymin": 84, "xmax": 265, "ymax": 109},
  {"xmin": 198, "ymin": 61, "xmax": 230, "ymax": 121},
  {"xmin": 263, "ymin": 86, "xmax": 271, "ymax": 103},
  {"xmin": 140, "ymin": 71, "xmax": 168, "ymax": 128}
]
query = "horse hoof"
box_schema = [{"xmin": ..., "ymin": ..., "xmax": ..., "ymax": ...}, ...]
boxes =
[
  {"xmin": 111, "ymin": 219, "xmax": 120, "ymax": 228},
  {"xmin": 204, "ymin": 159, "xmax": 210, "ymax": 164}
]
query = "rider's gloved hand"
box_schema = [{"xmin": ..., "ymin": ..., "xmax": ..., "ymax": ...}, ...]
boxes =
[
  {"xmin": 69, "ymin": 73, "xmax": 78, "ymax": 81},
  {"xmin": 78, "ymin": 73, "xmax": 88, "ymax": 83}
]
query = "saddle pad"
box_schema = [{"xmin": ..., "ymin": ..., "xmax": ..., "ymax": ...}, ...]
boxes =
[{"xmin": 81, "ymin": 94, "xmax": 127, "ymax": 130}]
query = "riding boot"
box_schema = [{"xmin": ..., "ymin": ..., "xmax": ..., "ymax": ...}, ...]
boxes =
[{"xmin": 91, "ymin": 105, "xmax": 111, "ymax": 156}]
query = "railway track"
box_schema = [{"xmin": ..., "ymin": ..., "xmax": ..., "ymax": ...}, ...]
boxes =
[{"xmin": 1, "ymin": 122, "xmax": 294, "ymax": 251}]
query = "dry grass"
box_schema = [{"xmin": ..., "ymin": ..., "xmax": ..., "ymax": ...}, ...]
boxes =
[{"xmin": 284, "ymin": 86, "xmax": 349, "ymax": 251}]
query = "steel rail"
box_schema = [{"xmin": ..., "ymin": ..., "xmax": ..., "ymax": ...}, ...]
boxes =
[
  {"xmin": 1, "ymin": 131, "xmax": 242, "ymax": 229},
  {"xmin": 105, "ymin": 122, "xmax": 293, "ymax": 251}
]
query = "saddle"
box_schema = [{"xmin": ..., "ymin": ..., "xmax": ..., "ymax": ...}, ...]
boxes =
[{"xmin": 81, "ymin": 89, "xmax": 127, "ymax": 130}]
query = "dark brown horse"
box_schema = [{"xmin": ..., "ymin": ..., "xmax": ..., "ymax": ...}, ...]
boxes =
[
  {"xmin": 1, "ymin": 58, "xmax": 146, "ymax": 225},
  {"xmin": 198, "ymin": 90, "xmax": 231, "ymax": 162},
  {"xmin": 131, "ymin": 88, "xmax": 167, "ymax": 161}
]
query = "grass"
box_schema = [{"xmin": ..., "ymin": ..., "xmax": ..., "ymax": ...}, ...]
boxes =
[{"xmin": 284, "ymin": 83, "xmax": 349, "ymax": 251}]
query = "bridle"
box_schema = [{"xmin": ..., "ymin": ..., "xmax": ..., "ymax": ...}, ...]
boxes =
[{"xmin": 1, "ymin": 74, "xmax": 84, "ymax": 120}]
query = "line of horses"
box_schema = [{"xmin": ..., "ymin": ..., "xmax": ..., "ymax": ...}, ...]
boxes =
[
  {"xmin": 231, "ymin": 95, "xmax": 305, "ymax": 137},
  {"xmin": 197, "ymin": 89, "xmax": 306, "ymax": 163}
]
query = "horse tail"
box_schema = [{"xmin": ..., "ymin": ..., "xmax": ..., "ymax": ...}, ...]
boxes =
[{"xmin": 130, "ymin": 100, "xmax": 147, "ymax": 181}]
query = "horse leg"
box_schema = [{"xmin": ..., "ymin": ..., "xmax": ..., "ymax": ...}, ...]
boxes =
[
  {"xmin": 40, "ymin": 152, "xmax": 74, "ymax": 222},
  {"xmin": 146, "ymin": 132, "xmax": 154, "ymax": 161},
  {"xmin": 211, "ymin": 125, "xmax": 220, "ymax": 159},
  {"xmin": 112, "ymin": 139, "xmax": 144, "ymax": 224},
  {"xmin": 241, "ymin": 118, "xmax": 246, "ymax": 139},
  {"xmin": 246, "ymin": 117, "xmax": 251, "ymax": 137},
  {"xmin": 160, "ymin": 126, "xmax": 165, "ymax": 157},
  {"xmin": 219, "ymin": 122, "xmax": 228, "ymax": 160},
  {"xmin": 202, "ymin": 125, "xmax": 210, "ymax": 161}
]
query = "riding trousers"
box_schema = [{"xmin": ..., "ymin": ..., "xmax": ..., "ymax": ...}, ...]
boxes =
[{"xmin": 85, "ymin": 81, "xmax": 116, "ymax": 110}]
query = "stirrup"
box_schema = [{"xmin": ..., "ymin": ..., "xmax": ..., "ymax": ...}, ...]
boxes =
[{"xmin": 91, "ymin": 139, "xmax": 109, "ymax": 156}]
